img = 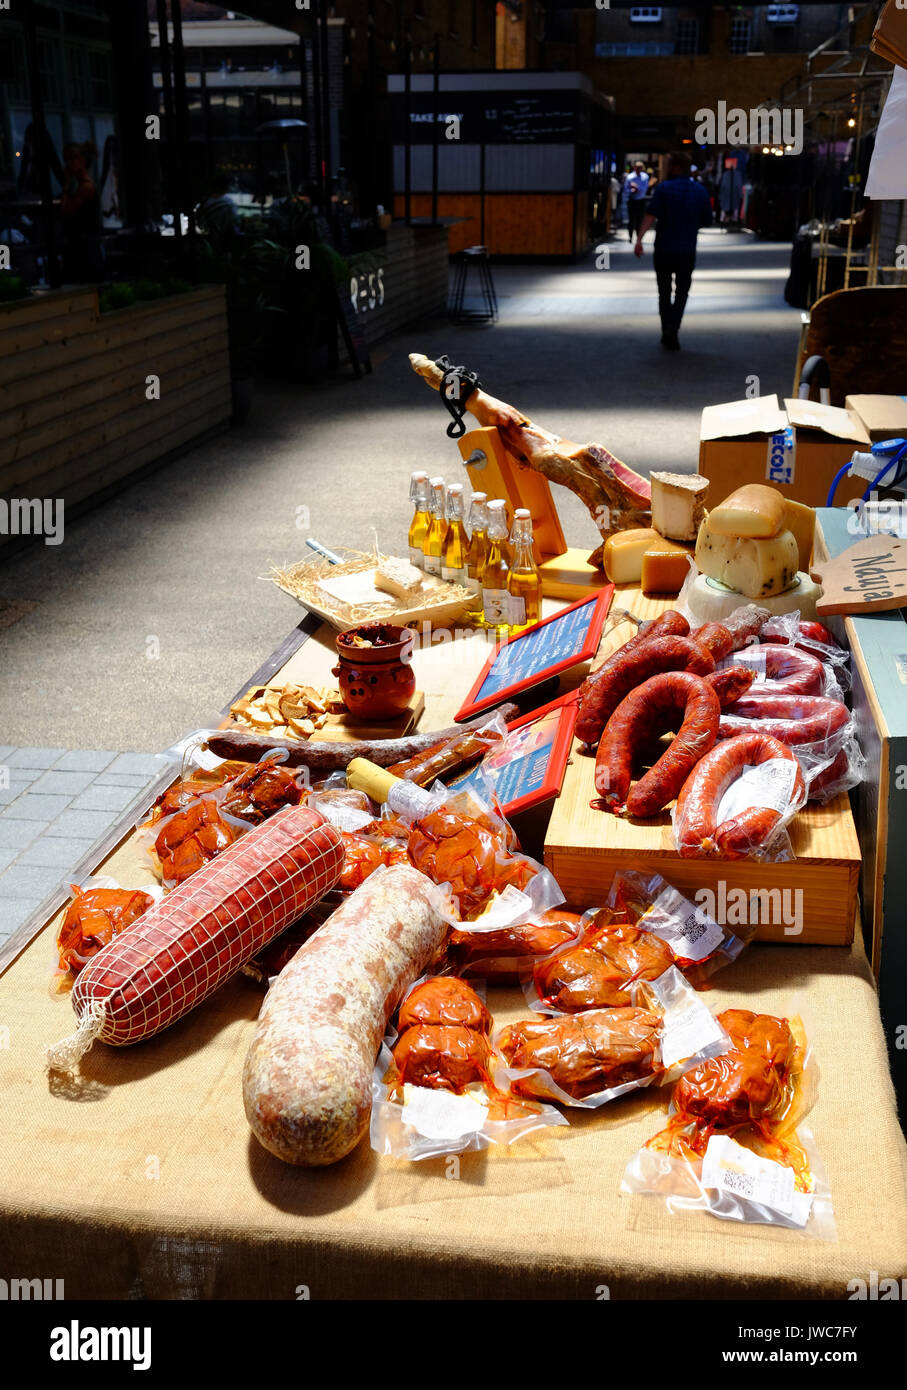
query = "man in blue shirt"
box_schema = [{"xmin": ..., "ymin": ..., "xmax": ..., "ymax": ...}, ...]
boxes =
[
  {"xmin": 634, "ymin": 152, "xmax": 712, "ymax": 350},
  {"xmin": 625, "ymin": 161, "xmax": 650, "ymax": 244}
]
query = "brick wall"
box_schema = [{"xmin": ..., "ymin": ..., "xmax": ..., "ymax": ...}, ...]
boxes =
[{"xmin": 342, "ymin": 224, "xmax": 449, "ymax": 359}]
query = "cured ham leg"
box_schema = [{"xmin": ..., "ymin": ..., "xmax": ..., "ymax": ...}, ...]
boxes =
[{"xmin": 409, "ymin": 352, "xmax": 651, "ymax": 559}]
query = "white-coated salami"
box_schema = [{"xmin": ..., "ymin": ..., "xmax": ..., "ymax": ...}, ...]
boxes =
[{"xmin": 243, "ymin": 863, "xmax": 454, "ymax": 1166}]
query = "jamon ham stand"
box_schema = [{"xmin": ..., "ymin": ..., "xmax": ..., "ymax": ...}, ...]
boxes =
[{"xmin": 410, "ymin": 352, "xmax": 653, "ymax": 600}]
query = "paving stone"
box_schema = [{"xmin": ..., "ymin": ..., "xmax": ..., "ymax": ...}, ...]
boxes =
[
  {"xmin": 94, "ymin": 772, "xmax": 161, "ymax": 788},
  {"xmin": 0, "ymin": 780, "xmax": 39, "ymax": 806},
  {"xmin": 0, "ymin": 746, "xmax": 15, "ymax": 761},
  {"xmin": 1, "ymin": 793, "xmax": 72, "ymax": 821},
  {"xmin": 106, "ymin": 753, "xmax": 165, "ymax": 777},
  {"xmin": 16, "ymin": 837, "xmax": 96, "ymax": 870},
  {"xmin": 0, "ymin": 819, "xmax": 50, "ymax": 850},
  {"xmin": 52, "ymin": 750, "xmax": 119, "ymax": 773},
  {"xmin": 6, "ymin": 748, "xmax": 67, "ymax": 770},
  {"xmin": 0, "ymin": 849, "xmax": 19, "ymax": 873},
  {"xmin": 0, "ymin": 865, "xmax": 65, "ymax": 901},
  {"xmin": 29, "ymin": 769, "xmax": 96, "ymax": 797},
  {"xmin": 44, "ymin": 809, "xmax": 116, "ymax": 840},
  {"xmin": 70, "ymin": 783, "xmax": 145, "ymax": 813},
  {"xmin": 0, "ymin": 899, "xmax": 43, "ymax": 939}
]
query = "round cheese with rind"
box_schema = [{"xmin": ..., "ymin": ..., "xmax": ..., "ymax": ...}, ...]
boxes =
[
  {"xmin": 695, "ymin": 519, "xmax": 799, "ymax": 599},
  {"xmin": 684, "ymin": 572, "xmax": 823, "ymax": 624}
]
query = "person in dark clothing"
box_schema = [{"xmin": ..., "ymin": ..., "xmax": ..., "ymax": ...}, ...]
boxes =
[{"xmin": 634, "ymin": 151, "xmax": 712, "ymax": 350}]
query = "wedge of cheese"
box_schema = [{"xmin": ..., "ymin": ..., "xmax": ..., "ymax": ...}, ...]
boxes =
[
  {"xmin": 781, "ymin": 498, "xmax": 815, "ymax": 571},
  {"xmin": 695, "ymin": 517, "xmax": 799, "ymax": 599},
  {"xmin": 641, "ymin": 539, "xmax": 694, "ymax": 595},
  {"xmin": 602, "ymin": 527, "xmax": 662, "ymax": 584},
  {"xmin": 650, "ymin": 472, "xmax": 709, "ymax": 542},
  {"xmin": 708, "ymin": 484, "xmax": 787, "ymax": 539}
]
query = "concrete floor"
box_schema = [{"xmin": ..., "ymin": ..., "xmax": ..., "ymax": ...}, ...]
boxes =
[{"xmin": 0, "ymin": 229, "xmax": 801, "ymax": 750}]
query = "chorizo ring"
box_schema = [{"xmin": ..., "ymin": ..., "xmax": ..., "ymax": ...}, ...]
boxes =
[
  {"xmin": 576, "ymin": 636, "xmax": 715, "ymax": 747},
  {"xmin": 736, "ymin": 643, "xmax": 826, "ymax": 695},
  {"xmin": 674, "ymin": 732, "xmax": 804, "ymax": 859},
  {"xmin": 594, "ymin": 671, "xmax": 720, "ymax": 817},
  {"xmin": 717, "ymin": 692, "xmax": 850, "ymax": 746},
  {"xmin": 576, "ymin": 611, "xmax": 688, "ymax": 730}
]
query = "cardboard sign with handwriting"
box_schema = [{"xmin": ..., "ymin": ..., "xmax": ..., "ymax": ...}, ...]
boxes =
[{"xmin": 811, "ymin": 536, "xmax": 907, "ymax": 616}]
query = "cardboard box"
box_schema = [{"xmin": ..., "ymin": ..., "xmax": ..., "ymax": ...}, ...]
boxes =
[
  {"xmin": 699, "ymin": 394, "xmax": 871, "ymax": 508},
  {"xmin": 844, "ymin": 393, "xmax": 907, "ymax": 443}
]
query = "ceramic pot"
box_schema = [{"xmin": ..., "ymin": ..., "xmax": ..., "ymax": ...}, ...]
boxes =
[{"xmin": 333, "ymin": 623, "xmax": 416, "ymax": 721}]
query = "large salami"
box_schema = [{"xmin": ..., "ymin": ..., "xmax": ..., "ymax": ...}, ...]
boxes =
[{"xmin": 243, "ymin": 864, "xmax": 453, "ymax": 1167}]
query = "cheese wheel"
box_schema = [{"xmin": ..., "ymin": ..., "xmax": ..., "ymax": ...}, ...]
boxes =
[
  {"xmin": 708, "ymin": 485, "xmax": 787, "ymax": 539},
  {"xmin": 684, "ymin": 572, "xmax": 823, "ymax": 624},
  {"xmin": 695, "ymin": 518, "xmax": 798, "ymax": 599}
]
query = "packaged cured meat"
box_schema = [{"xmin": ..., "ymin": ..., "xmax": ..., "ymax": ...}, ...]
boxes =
[
  {"xmin": 673, "ymin": 733, "xmax": 807, "ymax": 861},
  {"xmin": 386, "ymin": 711, "xmax": 507, "ymax": 787},
  {"xmin": 799, "ymin": 736, "xmax": 866, "ymax": 804},
  {"xmin": 622, "ymin": 1009, "xmax": 835, "ymax": 1236},
  {"xmin": 531, "ymin": 924, "xmax": 675, "ymax": 1014},
  {"xmin": 498, "ymin": 967, "xmax": 729, "ymax": 1109},
  {"xmin": 604, "ymin": 869, "xmax": 751, "ymax": 984},
  {"xmin": 759, "ymin": 611, "xmax": 850, "ymax": 691},
  {"xmin": 396, "ymin": 975, "xmax": 492, "ymax": 1034},
  {"xmin": 715, "ymin": 689, "xmax": 863, "ymax": 802},
  {"xmin": 147, "ymin": 795, "xmax": 254, "ymax": 889},
  {"xmin": 446, "ymin": 909, "xmax": 583, "ymax": 983},
  {"xmin": 52, "ymin": 877, "xmax": 161, "ymax": 990},
  {"xmin": 716, "ymin": 643, "xmax": 839, "ymax": 700}
]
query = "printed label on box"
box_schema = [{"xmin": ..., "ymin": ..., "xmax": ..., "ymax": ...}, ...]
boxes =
[{"xmin": 766, "ymin": 426, "xmax": 796, "ymax": 487}]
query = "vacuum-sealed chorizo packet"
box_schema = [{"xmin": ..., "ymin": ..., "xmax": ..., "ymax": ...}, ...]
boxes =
[
  {"xmin": 673, "ymin": 732, "xmax": 806, "ymax": 861},
  {"xmin": 605, "ymin": 869, "xmax": 751, "ymax": 982},
  {"xmin": 50, "ymin": 876, "xmax": 163, "ymax": 996},
  {"xmin": 498, "ymin": 968, "xmax": 729, "ymax": 1110},
  {"xmin": 370, "ymin": 973, "xmax": 567, "ymax": 1159},
  {"xmin": 717, "ymin": 642, "xmax": 843, "ymax": 702},
  {"xmin": 445, "ymin": 908, "xmax": 584, "ymax": 983},
  {"xmin": 621, "ymin": 1008, "xmax": 835, "ymax": 1237},
  {"xmin": 386, "ymin": 709, "xmax": 508, "ymax": 787},
  {"xmin": 760, "ymin": 610, "xmax": 851, "ymax": 689}
]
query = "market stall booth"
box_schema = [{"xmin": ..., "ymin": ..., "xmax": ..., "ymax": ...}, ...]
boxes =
[{"xmin": 3, "ymin": 355, "xmax": 907, "ymax": 1299}]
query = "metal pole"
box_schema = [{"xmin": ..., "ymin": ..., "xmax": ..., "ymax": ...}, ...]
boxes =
[
  {"xmin": 310, "ymin": 11, "xmax": 325, "ymax": 203},
  {"xmin": 431, "ymin": 36, "xmax": 439, "ymax": 226},
  {"xmin": 319, "ymin": 0, "xmax": 331, "ymax": 201},
  {"xmin": 169, "ymin": 0, "xmax": 197, "ymax": 280},
  {"xmin": 154, "ymin": 0, "xmax": 181, "ymax": 245},
  {"xmin": 404, "ymin": 35, "xmax": 411, "ymax": 225},
  {"xmin": 22, "ymin": 0, "xmax": 60, "ymax": 286}
]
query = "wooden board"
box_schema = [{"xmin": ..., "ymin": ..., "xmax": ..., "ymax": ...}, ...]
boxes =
[
  {"xmin": 544, "ymin": 587, "xmax": 862, "ymax": 946},
  {"xmin": 458, "ymin": 426, "xmax": 567, "ymax": 564},
  {"xmin": 538, "ymin": 546, "xmax": 610, "ymax": 600},
  {"xmin": 301, "ymin": 690, "xmax": 423, "ymax": 743},
  {"xmin": 811, "ymin": 535, "xmax": 907, "ymax": 616}
]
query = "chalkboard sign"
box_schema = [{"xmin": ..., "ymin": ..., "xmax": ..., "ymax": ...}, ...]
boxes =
[
  {"xmin": 334, "ymin": 286, "xmax": 372, "ymax": 377},
  {"xmin": 455, "ymin": 588, "xmax": 613, "ymax": 721},
  {"xmin": 449, "ymin": 693, "xmax": 578, "ymax": 817},
  {"xmin": 494, "ymin": 97, "xmax": 575, "ymax": 143}
]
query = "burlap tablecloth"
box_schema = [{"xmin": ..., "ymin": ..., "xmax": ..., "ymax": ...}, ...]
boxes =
[{"xmin": 2, "ymin": 918, "xmax": 906, "ymax": 1300}]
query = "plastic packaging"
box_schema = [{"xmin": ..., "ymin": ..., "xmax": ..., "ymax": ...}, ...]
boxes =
[
  {"xmin": 386, "ymin": 710, "xmax": 507, "ymax": 787},
  {"xmin": 446, "ymin": 908, "xmax": 584, "ymax": 983},
  {"xmin": 497, "ymin": 967, "xmax": 729, "ymax": 1109},
  {"xmin": 621, "ymin": 1008, "xmax": 835, "ymax": 1237},
  {"xmin": 758, "ymin": 609, "xmax": 851, "ymax": 692},
  {"xmin": 607, "ymin": 869, "xmax": 750, "ymax": 983},
  {"xmin": 800, "ymin": 735, "xmax": 866, "ymax": 804},
  {"xmin": 138, "ymin": 794, "xmax": 254, "ymax": 889},
  {"xmin": 717, "ymin": 642, "xmax": 841, "ymax": 701},
  {"xmin": 51, "ymin": 876, "xmax": 163, "ymax": 993},
  {"xmin": 673, "ymin": 732, "xmax": 807, "ymax": 861}
]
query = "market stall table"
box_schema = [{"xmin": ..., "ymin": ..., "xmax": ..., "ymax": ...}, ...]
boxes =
[{"xmin": 2, "ymin": 595, "xmax": 906, "ymax": 1299}]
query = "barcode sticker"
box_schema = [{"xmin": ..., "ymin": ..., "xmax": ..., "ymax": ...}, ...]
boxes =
[
  {"xmin": 702, "ymin": 1135, "xmax": 797, "ymax": 1217},
  {"xmin": 642, "ymin": 884, "xmax": 725, "ymax": 962},
  {"xmin": 401, "ymin": 1085, "xmax": 488, "ymax": 1141},
  {"xmin": 717, "ymin": 758, "xmax": 798, "ymax": 822},
  {"xmin": 720, "ymin": 646, "xmax": 768, "ymax": 677}
]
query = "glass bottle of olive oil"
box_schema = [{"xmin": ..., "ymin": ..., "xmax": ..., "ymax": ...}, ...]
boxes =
[
  {"xmin": 481, "ymin": 499, "xmax": 513, "ymax": 633},
  {"xmin": 465, "ymin": 492, "xmax": 489, "ymax": 621},
  {"xmin": 423, "ymin": 477, "xmax": 449, "ymax": 578},
  {"xmin": 507, "ymin": 507, "xmax": 541, "ymax": 631},
  {"xmin": 442, "ymin": 483, "xmax": 469, "ymax": 586},
  {"xmin": 408, "ymin": 471, "xmax": 431, "ymax": 569}
]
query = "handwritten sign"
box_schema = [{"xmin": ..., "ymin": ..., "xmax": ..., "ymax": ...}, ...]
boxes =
[
  {"xmin": 811, "ymin": 536, "xmax": 907, "ymax": 616},
  {"xmin": 455, "ymin": 589, "xmax": 612, "ymax": 721},
  {"xmin": 449, "ymin": 694, "xmax": 578, "ymax": 816}
]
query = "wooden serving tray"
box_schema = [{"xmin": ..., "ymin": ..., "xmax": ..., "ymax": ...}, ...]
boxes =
[
  {"xmin": 544, "ymin": 589, "xmax": 862, "ymax": 946},
  {"xmin": 224, "ymin": 690, "xmax": 425, "ymax": 746}
]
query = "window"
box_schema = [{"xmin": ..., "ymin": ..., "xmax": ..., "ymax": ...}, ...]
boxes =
[
  {"xmin": 766, "ymin": 5, "xmax": 799, "ymax": 22},
  {"xmin": 630, "ymin": 8, "xmax": 663, "ymax": 22},
  {"xmin": 729, "ymin": 17, "xmax": 751, "ymax": 54},
  {"xmin": 674, "ymin": 18, "xmax": 699, "ymax": 55},
  {"xmin": 448, "ymin": 0, "xmax": 457, "ymax": 36}
]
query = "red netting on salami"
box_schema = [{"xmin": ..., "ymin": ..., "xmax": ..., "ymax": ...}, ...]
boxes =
[{"xmin": 70, "ymin": 805, "xmax": 343, "ymax": 1045}]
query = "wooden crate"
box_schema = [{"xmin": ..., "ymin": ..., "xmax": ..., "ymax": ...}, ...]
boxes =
[{"xmin": 544, "ymin": 588, "xmax": 862, "ymax": 945}]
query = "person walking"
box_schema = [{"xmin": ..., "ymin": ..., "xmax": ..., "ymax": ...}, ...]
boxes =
[
  {"xmin": 625, "ymin": 161, "xmax": 650, "ymax": 244},
  {"xmin": 634, "ymin": 150, "xmax": 711, "ymax": 350}
]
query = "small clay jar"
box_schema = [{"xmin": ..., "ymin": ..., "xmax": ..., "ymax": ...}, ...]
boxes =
[{"xmin": 333, "ymin": 623, "xmax": 416, "ymax": 721}]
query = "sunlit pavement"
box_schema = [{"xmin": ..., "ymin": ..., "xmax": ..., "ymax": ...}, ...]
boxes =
[{"xmin": 0, "ymin": 229, "xmax": 801, "ymax": 757}]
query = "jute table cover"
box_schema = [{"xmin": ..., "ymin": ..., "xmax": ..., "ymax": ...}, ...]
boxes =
[{"xmin": 2, "ymin": 605, "xmax": 906, "ymax": 1298}]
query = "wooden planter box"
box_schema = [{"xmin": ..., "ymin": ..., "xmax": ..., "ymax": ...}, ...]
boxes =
[{"xmin": 0, "ymin": 286, "xmax": 231, "ymax": 553}]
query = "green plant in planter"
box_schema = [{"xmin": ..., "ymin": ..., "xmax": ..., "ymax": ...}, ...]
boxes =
[
  {"xmin": 0, "ymin": 272, "xmax": 29, "ymax": 303},
  {"xmin": 99, "ymin": 282, "xmax": 137, "ymax": 312}
]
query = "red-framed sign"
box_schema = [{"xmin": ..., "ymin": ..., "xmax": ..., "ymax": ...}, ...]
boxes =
[
  {"xmin": 448, "ymin": 691, "xmax": 579, "ymax": 817},
  {"xmin": 454, "ymin": 588, "xmax": 613, "ymax": 723}
]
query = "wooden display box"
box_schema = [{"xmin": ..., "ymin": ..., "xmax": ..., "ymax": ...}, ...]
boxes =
[{"xmin": 544, "ymin": 591, "xmax": 862, "ymax": 946}]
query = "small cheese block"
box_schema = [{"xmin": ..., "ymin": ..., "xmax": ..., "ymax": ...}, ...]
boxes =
[
  {"xmin": 685, "ymin": 572, "xmax": 823, "ymax": 624},
  {"xmin": 602, "ymin": 527, "xmax": 661, "ymax": 584},
  {"xmin": 781, "ymin": 498, "xmax": 815, "ymax": 571},
  {"xmin": 641, "ymin": 540, "xmax": 694, "ymax": 595},
  {"xmin": 374, "ymin": 556, "xmax": 424, "ymax": 600},
  {"xmin": 650, "ymin": 472, "xmax": 709, "ymax": 542},
  {"xmin": 695, "ymin": 517, "xmax": 799, "ymax": 599},
  {"xmin": 708, "ymin": 484, "xmax": 786, "ymax": 539}
]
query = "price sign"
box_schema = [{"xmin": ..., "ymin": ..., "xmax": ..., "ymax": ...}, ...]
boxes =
[
  {"xmin": 449, "ymin": 693, "xmax": 579, "ymax": 817},
  {"xmin": 455, "ymin": 588, "xmax": 613, "ymax": 721}
]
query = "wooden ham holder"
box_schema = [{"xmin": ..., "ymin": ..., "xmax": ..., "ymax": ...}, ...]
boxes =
[{"xmin": 457, "ymin": 426, "xmax": 609, "ymax": 600}]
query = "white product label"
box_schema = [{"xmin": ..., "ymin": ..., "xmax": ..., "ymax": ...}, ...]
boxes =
[
  {"xmin": 717, "ymin": 758, "xmax": 798, "ymax": 823},
  {"xmin": 483, "ymin": 588, "xmax": 511, "ymax": 624},
  {"xmin": 509, "ymin": 594, "xmax": 527, "ymax": 626},
  {"xmin": 401, "ymin": 1084, "xmax": 488, "ymax": 1141},
  {"xmin": 641, "ymin": 884, "xmax": 725, "ymax": 962},
  {"xmin": 765, "ymin": 426, "xmax": 796, "ymax": 487},
  {"xmin": 720, "ymin": 646, "xmax": 768, "ymax": 677},
  {"xmin": 315, "ymin": 803, "xmax": 375, "ymax": 833},
  {"xmin": 409, "ymin": 547, "xmax": 425, "ymax": 569},
  {"xmin": 701, "ymin": 1135, "xmax": 807, "ymax": 1222},
  {"xmin": 467, "ymin": 884, "xmax": 534, "ymax": 931},
  {"xmin": 659, "ymin": 993, "xmax": 727, "ymax": 1069},
  {"xmin": 466, "ymin": 574, "xmax": 481, "ymax": 596},
  {"xmin": 424, "ymin": 554, "xmax": 442, "ymax": 577},
  {"xmin": 442, "ymin": 564, "xmax": 468, "ymax": 586}
]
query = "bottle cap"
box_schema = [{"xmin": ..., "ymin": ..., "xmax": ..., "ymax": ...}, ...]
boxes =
[{"xmin": 514, "ymin": 508, "xmax": 531, "ymax": 519}]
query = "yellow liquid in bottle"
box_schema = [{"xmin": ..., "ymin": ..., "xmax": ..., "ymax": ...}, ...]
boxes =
[
  {"xmin": 424, "ymin": 515, "xmax": 449, "ymax": 574},
  {"xmin": 408, "ymin": 508, "xmax": 431, "ymax": 566},
  {"xmin": 466, "ymin": 529, "xmax": 488, "ymax": 620},
  {"xmin": 442, "ymin": 519, "xmax": 469, "ymax": 583},
  {"xmin": 481, "ymin": 538, "xmax": 513, "ymax": 634},
  {"xmin": 508, "ymin": 567, "xmax": 541, "ymax": 631}
]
